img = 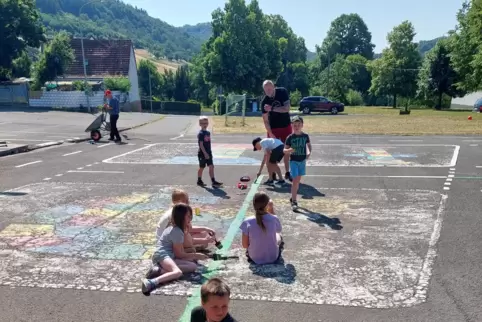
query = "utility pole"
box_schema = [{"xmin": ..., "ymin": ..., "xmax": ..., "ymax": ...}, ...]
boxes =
[{"xmin": 148, "ymin": 68, "xmax": 153, "ymax": 112}]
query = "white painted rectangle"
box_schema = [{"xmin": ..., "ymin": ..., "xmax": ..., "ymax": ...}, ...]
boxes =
[{"xmin": 15, "ymin": 160, "xmax": 42, "ymax": 168}]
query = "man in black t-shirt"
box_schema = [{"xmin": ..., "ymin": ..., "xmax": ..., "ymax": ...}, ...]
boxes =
[{"xmin": 261, "ymin": 80, "xmax": 292, "ymax": 182}]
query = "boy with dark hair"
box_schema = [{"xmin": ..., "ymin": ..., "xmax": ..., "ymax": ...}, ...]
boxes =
[
  {"xmin": 284, "ymin": 116, "xmax": 311, "ymax": 210},
  {"xmin": 252, "ymin": 137, "xmax": 287, "ymax": 187},
  {"xmin": 197, "ymin": 116, "xmax": 223, "ymax": 188},
  {"xmin": 190, "ymin": 278, "xmax": 237, "ymax": 322}
]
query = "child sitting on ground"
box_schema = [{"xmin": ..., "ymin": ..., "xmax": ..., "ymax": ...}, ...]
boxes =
[
  {"xmin": 142, "ymin": 203, "xmax": 209, "ymax": 296},
  {"xmin": 156, "ymin": 189, "xmax": 216, "ymax": 252},
  {"xmin": 240, "ymin": 192, "xmax": 283, "ymax": 265},
  {"xmin": 190, "ymin": 278, "xmax": 237, "ymax": 322}
]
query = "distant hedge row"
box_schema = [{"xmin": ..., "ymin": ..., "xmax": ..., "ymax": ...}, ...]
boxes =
[{"xmin": 141, "ymin": 101, "xmax": 201, "ymax": 115}]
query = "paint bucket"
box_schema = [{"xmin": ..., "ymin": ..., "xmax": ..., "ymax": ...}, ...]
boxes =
[{"xmin": 194, "ymin": 207, "xmax": 201, "ymax": 216}]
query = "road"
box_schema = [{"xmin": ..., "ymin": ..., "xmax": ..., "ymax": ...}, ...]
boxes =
[{"xmin": 1, "ymin": 117, "xmax": 482, "ymax": 322}]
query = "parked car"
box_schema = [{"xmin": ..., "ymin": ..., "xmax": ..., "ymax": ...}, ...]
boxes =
[
  {"xmin": 298, "ymin": 96, "xmax": 345, "ymax": 115},
  {"xmin": 474, "ymin": 97, "xmax": 482, "ymax": 112}
]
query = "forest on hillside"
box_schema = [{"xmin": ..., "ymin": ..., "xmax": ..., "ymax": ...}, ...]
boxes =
[{"xmin": 36, "ymin": 0, "xmax": 210, "ymax": 60}]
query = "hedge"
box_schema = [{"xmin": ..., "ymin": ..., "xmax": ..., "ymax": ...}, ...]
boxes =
[{"xmin": 141, "ymin": 101, "xmax": 201, "ymax": 115}]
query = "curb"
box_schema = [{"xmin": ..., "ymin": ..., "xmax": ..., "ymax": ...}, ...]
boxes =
[
  {"xmin": 0, "ymin": 144, "xmax": 30, "ymax": 157},
  {"xmin": 0, "ymin": 117, "xmax": 163, "ymax": 157}
]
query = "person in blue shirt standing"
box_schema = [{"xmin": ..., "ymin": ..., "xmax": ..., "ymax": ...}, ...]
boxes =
[{"xmin": 105, "ymin": 89, "xmax": 121, "ymax": 143}]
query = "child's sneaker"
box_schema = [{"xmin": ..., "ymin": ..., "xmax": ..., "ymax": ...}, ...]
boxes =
[
  {"xmin": 263, "ymin": 179, "xmax": 275, "ymax": 186},
  {"xmin": 141, "ymin": 278, "xmax": 157, "ymax": 296},
  {"xmin": 290, "ymin": 198, "xmax": 298, "ymax": 211},
  {"xmin": 212, "ymin": 180, "xmax": 223, "ymax": 188},
  {"xmin": 285, "ymin": 172, "xmax": 293, "ymax": 182},
  {"xmin": 145, "ymin": 265, "xmax": 161, "ymax": 279},
  {"xmin": 197, "ymin": 179, "xmax": 207, "ymax": 187},
  {"xmin": 275, "ymin": 180, "xmax": 287, "ymax": 187}
]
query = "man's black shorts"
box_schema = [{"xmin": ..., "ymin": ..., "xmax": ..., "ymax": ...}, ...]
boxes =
[
  {"xmin": 198, "ymin": 153, "xmax": 213, "ymax": 168},
  {"xmin": 268, "ymin": 145, "xmax": 284, "ymax": 164}
]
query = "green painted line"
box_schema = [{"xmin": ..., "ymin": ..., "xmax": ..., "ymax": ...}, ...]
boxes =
[{"xmin": 178, "ymin": 175, "xmax": 264, "ymax": 322}]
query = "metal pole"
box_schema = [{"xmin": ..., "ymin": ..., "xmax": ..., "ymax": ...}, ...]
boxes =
[
  {"xmin": 242, "ymin": 93, "xmax": 246, "ymax": 126},
  {"xmin": 148, "ymin": 68, "xmax": 153, "ymax": 113},
  {"xmin": 80, "ymin": 34, "xmax": 91, "ymax": 113}
]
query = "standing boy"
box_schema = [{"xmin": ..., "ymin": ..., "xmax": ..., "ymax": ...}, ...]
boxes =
[
  {"xmin": 252, "ymin": 137, "xmax": 287, "ymax": 187},
  {"xmin": 190, "ymin": 278, "xmax": 237, "ymax": 322},
  {"xmin": 284, "ymin": 116, "xmax": 311, "ymax": 210},
  {"xmin": 197, "ymin": 116, "xmax": 223, "ymax": 188}
]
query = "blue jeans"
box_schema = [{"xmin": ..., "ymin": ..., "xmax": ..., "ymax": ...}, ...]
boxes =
[{"xmin": 289, "ymin": 160, "xmax": 306, "ymax": 177}]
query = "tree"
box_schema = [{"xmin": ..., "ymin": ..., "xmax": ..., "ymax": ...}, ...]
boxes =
[
  {"xmin": 0, "ymin": 0, "xmax": 45, "ymax": 80},
  {"xmin": 316, "ymin": 55, "xmax": 352, "ymax": 103},
  {"xmin": 450, "ymin": 0, "xmax": 482, "ymax": 92},
  {"xmin": 417, "ymin": 39, "xmax": 465, "ymax": 109},
  {"xmin": 369, "ymin": 21, "xmax": 421, "ymax": 107},
  {"xmin": 173, "ymin": 65, "xmax": 190, "ymax": 101},
  {"xmin": 189, "ymin": 55, "xmax": 212, "ymax": 106},
  {"xmin": 200, "ymin": 0, "xmax": 282, "ymax": 94},
  {"xmin": 346, "ymin": 54, "xmax": 371, "ymax": 95},
  {"xmin": 316, "ymin": 14, "xmax": 374, "ymax": 70},
  {"xmin": 11, "ymin": 51, "xmax": 32, "ymax": 78},
  {"xmin": 32, "ymin": 31, "xmax": 74, "ymax": 89},
  {"xmin": 137, "ymin": 59, "xmax": 163, "ymax": 97},
  {"xmin": 161, "ymin": 70, "xmax": 175, "ymax": 100}
]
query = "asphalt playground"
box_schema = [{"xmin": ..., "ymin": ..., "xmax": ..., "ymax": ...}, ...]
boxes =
[{"xmin": 1, "ymin": 113, "xmax": 482, "ymax": 322}]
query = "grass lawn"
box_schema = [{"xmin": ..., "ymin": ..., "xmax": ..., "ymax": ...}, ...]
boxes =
[{"xmin": 211, "ymin": 106, "xmax": 482, "ymax": 135}]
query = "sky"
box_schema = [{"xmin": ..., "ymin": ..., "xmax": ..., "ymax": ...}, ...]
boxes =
[{"xmin": 124, "ymin": 0, "xmax": 464, "ymax": 52}]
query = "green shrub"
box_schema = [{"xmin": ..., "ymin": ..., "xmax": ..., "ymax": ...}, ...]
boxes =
[
  {"xmin": 290, "ymin": 89, "xmax": 302, "ymax": 106},
  {"xmin": 346, "ymin": 89, "xmax": 364, "ymax": 106},
  {"xmin": 104, "ymin": 76, "xmax": 131, "ymax": 93}
]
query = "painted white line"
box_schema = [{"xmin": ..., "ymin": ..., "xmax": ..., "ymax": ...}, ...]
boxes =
[
  {"xmin": 476, "ymin": 166, "xmax": 482, "ymax": 168},
  {"xmin": 170, "ymin": 134, "xmax": 184, "ymax": 140},
  {"xmin": 102, "ymin": 144, "xmax": 157, "ymax": 163},
  {"xmin": 389, "ymin": 140, "xmax": 423, "ymax": 142},
  {"xmin": 94, "ymin": 162, "xmax": 99, "ymax": 164},
  {"xmin": 448, "ymin": 171, "xmax": 455, "ymax": 174},
  {"xmin": 15, "ymin": 160, "xmax": 42, "ymax": 168},
  {"xmin": 67, "ymin": 170, "xmax": 124, "ymax": 174},
  {"xmin": 446, "ymin": 178, "xmax": 452, "ymax": 182},
  {"xmin": 450, "ymin": 168, "xmax": 456, "ymax": 171},
  {"xmin": 62, "ymin": 151, "xmax": 82, "ymax": 157},
  {"xmin": 448, "ymin": 175, "xmax": 454, "ymax": 178},
  {"xmin": 304, "ymin": 175, "xmax": 447, "ymax": 179},
  {"xmin": 449, "ymin": 145, "xmax": 460, "ymax": 167},
  {"xmin": 444, "ymin": 182, "xmax": 451, "ymax": 186},
  {"xmin": 76, "ymin": 167, "xmax": 84, "ymax": 170},
  {"xmin": 416, "ymin": 195, "xmax": 447, "ymax": 299},
  {"xmin": 43, "ymin": 178, "xmax": 51, "ymax": 181},
  {"xmin": 86, "ymin": 164, "xmax": 92, "ymax": 167},
  {"xmin": 470, "ymin": 144, "xmax": 479, "ymax": 147},
  {"xmin": 1, "ymin": 139, "xmax": 50, "ymax": 142},
  {"xmin": 97, "ymin": 143, "xmax": 113, "ymax": 148},
  {"xmin": 443, "ymin": 187, "xmax": 450, "ymax": 190},
  {"xmin": 55, "ymin": 174, "xmax": 63, "ymax": 177}
]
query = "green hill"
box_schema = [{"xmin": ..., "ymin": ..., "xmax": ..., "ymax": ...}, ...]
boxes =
[{"xmin": 36, "ymin": 0, "xmax": 206, "ymax": 60}]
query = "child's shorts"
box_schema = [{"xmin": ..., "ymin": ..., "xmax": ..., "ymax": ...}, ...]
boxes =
[
  {"xmin": 198, "ymin": 152, "xmax": 214, "ymax": 168},
  {"xmin": 289, "ymin": 160, "xmax": 306, "ymax": 177},
  {"xmin": 268, "ymin": 145, "xmax": 285, "ymax": 164}
]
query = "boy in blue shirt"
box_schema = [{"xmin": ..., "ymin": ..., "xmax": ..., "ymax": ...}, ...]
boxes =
[{"xmin": 284, "ymin": 116, "xmax": 311, "ymax": 210}]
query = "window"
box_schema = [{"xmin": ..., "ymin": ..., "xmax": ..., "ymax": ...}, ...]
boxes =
[{"xmin": 319, "ymin": 97, "xmax": 328, "ymax": 103}]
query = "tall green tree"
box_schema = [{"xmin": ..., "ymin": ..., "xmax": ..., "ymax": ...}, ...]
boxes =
[
  {"xmin": 173, "ymin": 65, "xmax": 191, "ymax": 101},
  {"xmin": 0, "ymin": 0, "xmax": 45, "ymax": 80},
  {"xmin": 32, "ymin": 31, "xmax": 74, "ymax": 89},
  {"xmin": 315, "ymin": 14, "xmax": 374, "ymax": 70},
  {"xmin": 450, "ymin": 0, "xmax": 482, "ymax": 92},
  {"xmin": 200, "ymin": 0, "xmax": 282, "ymax": 94},
  {"xmin": 189, "ymin": 55, "xmax": 212, "ymax": 106},
  {"xmin": 346, "ymin": 54, "xmax": 371, "ymax": 94},
  {"xmin": 369, "ymin": 21, "xmax": 421, "ymax": 107},
  {"xmin": 161, "ymin": 70, "xmax": 175, "ymax": 100},
  {"xmin": 316, "ymin": 55, "xmax": 352, "ymax": 103},
  {"xmin": 417, "ymin": 39, "xmax": 465, "ymax": 109},
  {"xmin": 137, "ymin": 59, "xmax": 163, "ymax": 98}
]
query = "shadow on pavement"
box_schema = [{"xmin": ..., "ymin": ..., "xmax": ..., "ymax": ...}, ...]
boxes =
[
  {"xmin": 249, "ymin": 257, "xmax": 297, "ymax": 285},
  {"xmin": 295, "ymin": 207, "xmax": 343, "ymax": 230},
  {"xmin": 201, "ymin": 186, "xmax": 231, "ymax": 199}
]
